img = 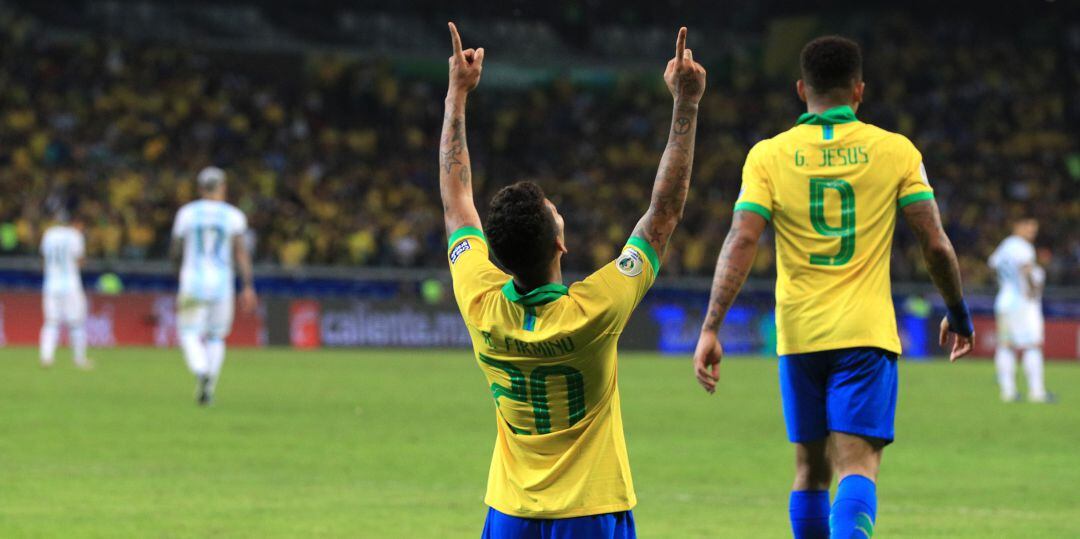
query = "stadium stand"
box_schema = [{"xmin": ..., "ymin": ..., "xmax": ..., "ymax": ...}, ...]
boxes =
[{"xmin": 0, "ymin": 3, "xmax": 1076, "ymax": 285}]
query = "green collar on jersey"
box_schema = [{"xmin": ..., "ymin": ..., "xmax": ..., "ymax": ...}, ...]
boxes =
[
  {"xmin": 501, "ymin": 280, "xmax": 569, "ymax": 307},
  {"xmin": 796, "ymin": 105, "xmax": 858, "ymax": 126}
]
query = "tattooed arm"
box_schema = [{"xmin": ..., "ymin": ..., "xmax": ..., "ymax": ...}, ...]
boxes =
[
  {"xmin": 692, "ymin": 210, "xmax": 766, "ymax": 393},
  {"xmin": 701, "ymin": 211, "xmax": 766, "ymax": 332},
  {"xmin": 440, "ymin": 22, "xmax": 484, "ymax": 234},
  {"xmin": 630, "ymin": 27, "xmax": 707, "ymax": 256},
  {"xmin": 903, "ymin": 200, "xmax": 964, "ymax": 305},
  {"xmin": 441, "ymin": 95, "xmax": 481, "ymax": 233},
  {"xmin": 902, "ymin": 198, "xmax": 973, "ymax": 360}
]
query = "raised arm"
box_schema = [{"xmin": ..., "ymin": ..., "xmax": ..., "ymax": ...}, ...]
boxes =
[
  {"xmin": 902, "ymin": 199, "xmax": 973, "ymax": 361},
  {"xmin": 630, "ymin": 27, "xmax": 707, "ymax": 255},
  {"xmin": 693, "ymin": 210, "xmax": 766, "ymax": 393},
  {"xmin": 440, "ymin": 22, "xmax": 484, "ymax": 235}
]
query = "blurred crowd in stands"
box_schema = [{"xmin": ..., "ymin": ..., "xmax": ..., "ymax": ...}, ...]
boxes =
[{"xmin": 0, "ymin": 10, "xmax": 1076, "ymax": 285}]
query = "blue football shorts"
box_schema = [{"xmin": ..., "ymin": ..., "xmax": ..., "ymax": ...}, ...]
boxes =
[
  {"xmin": 481, "ymin": 507, "xmax": 636, "ymax": 539},
  {"xmin": 778, "ymin": 347, "xmax": 899, "ymax": 444}
]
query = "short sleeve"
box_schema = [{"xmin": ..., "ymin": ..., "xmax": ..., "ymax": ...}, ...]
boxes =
[
  {"xmin": 1031, "ymin": 266, "xmax": 1046, "ymax": 287},
  {"xmin": 896, "ymin": 136, "xmax": 935, "ymax": 208},
  {"xmin": 569, "ymin": 237, "xmax": 659, "ymax": 334},
  {"xmin": 72, "ymin": 232, "xmax": 85, "ymax": 258},
  {"xmin": 171, "ymin": 208, "xmax": 189, "ymax": 239},
  {"xmin": 1012, "ymin": 240, "xmax": 1036, "ymax": 266},
  {"xmin": 447, "ymin": 227, "xmax": 509, "ymax": 323},
  {"xmin": 988, "ymin": 245, "xmax": 1003, "ymax": 269},
  {"xmin": 733, "ymin": 139, "xmax": 774, "ymax": 221},
  {"xmin": 230, "ymin": 208, "xmax": 249, "ymax": 236}
]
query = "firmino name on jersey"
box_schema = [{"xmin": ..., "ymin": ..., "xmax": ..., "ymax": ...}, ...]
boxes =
[{"xmin": 481, "ymin": 331, "xmax": 576, "ymax": 358}]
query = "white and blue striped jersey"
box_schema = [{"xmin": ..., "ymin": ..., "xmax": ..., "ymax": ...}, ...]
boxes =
[
  {"xmin": 40, "ymin": 225, "xmax": 85, "ymax": 294},
  {"xmin": 988, "ymin": 235, "xmax": 1036, "ymax": 313},
  {"xmin": 172, "ymin": 200, "xmax": 248, "ymax": 301}
]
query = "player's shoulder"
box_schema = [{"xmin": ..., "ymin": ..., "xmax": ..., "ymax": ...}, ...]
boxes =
[
  {"xmin": 858, "ymin": 122, "xmax": 919, "ymax": 152},
  {"xmin": 46, "ymin": 225, "xmax": 73, "ymax": 239},
  {"xmin": 41, "ymin": 227, "xmax": 57, "ymax": 246},
  {"xmin": 994, "ymin": 236, "xmax": 1031, "ymax": 264},
  {"xmin": 993, "ymin": 236, "xmax": 1018, "ymax": 258},
  {"xmin": 217, "ymin": 203, "xmax": 247, "ymax": 233},
  {"xmin": 742, "ymin": 135, "xmax": 782, "ymax": 167},
  {"xmin": 225, "ymin": 202, "xmax": 246, "ymax": 220},
  {"xmin": 754, "ymin": 124, "xmax": 832, "ymax": 158},
  {"xmin": 566, "ymin": 275, "xmax": 614, "ymax": 315},
  {"xmin": 747, "ymin": 134, "xmax": 780, "ymax": 155},
  {"xmin": 1004, "ymin": 235, "xmax": 1035, "ymax": 253},
  {"xmin": 568, "ymin": 243, "xmax": 654, "ymax": 298},
  {"xmin": 177, "ymin": 200, "xmax": 199, "ymax": 215},
  {"xmin": 174, "ymin": 201, "xmax": 205, "ymax": 231}
]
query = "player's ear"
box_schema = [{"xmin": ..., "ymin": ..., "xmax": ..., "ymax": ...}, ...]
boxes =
[
  {"xmin": 853, "ymin": 81, "xmax": 865, "ymax": 105},
  {"xmin": 554, "ymin": 236, "xmax": 567, "ymax": 255},
  {"xmin": 795, "ymin": 80, "xmax": 807, "ymax": 103}
]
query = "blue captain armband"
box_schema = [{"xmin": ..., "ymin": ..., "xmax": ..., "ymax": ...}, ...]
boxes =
[{"xmin": 945, "ymin": 300, "xmax": 973, "ymax": 337}]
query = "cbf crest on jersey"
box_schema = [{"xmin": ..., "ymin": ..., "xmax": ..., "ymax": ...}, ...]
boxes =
[{"xmin": 616, "ymin": 248, "xmax": 644, "ymax": 277}]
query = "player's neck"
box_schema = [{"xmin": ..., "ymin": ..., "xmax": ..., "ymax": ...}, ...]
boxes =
[
  {"xmin": 805, "ymin": 100, "xmax": 856, "ymax": 115},
  {"xmin": 512, "ymin": 264, "xmax": 563, "ymax": 293}
]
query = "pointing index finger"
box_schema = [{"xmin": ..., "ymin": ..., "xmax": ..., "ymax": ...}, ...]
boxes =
[
  {"xmin": 675, "ymin": 27, "xmax": 687, "ymax": 64},
  {"xmin": 448, "ymin": 22, "xmax": 463, "ymax": 59}
]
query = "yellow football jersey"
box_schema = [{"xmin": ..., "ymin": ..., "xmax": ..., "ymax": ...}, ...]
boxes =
[
  {"xmin": 734, "ymin": 106, "xmax": 934, "ymax": 356},
  {"xmin": 447, "ymin": 226, "xmax": 658, "ymax": 518}
]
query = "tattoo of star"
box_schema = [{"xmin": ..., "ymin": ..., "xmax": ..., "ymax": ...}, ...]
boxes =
[{"xmin": 440, "ymin": 142, "xmax": 462, "ymax": 173}]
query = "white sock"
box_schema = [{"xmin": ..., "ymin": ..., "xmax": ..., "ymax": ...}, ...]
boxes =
[
  {"xmin": 40, "ymin": 322, "xmax": 59, "ymax": 366},
  {"xmin": 69, "ymin": 324, "xmax": 88, "ymax": 367},
  {"xmin": 1022, "ymin": 348, "xmax": 1046, "ymax": 401},
  {"xmin": 995, "ymin": 346, "xmax": 1018, "ymax": 400},
  {"xmin": 180, "ymin": 331, "xmax": 209, "ymax": 377},
  {"xmin": 205, "ymin": 338, "xmax": 225, "ymax": 390}
]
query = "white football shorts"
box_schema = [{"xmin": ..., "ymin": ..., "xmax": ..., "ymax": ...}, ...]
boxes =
[
  {"xmin": 177, "ymin": 294, "xmax": 235, "ymax": 340},
  {"xmin": 42, "ymin": 290, "xmax": 87, "ymax": 326},
  {"xmin": 996, "ymin": 303, "xmax": 1044, "ymax": 349}
]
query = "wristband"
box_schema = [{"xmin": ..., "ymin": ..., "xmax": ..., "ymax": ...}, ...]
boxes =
[{"xmin": 946, "ymin": 300, "xmax": 973, "ymax": 337}]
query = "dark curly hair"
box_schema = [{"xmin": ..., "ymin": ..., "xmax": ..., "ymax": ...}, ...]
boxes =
[
  {"xmin": 800, "ymin": 36, "xmax": 862, "ymax": 93},
  {"xmin": 486, "ymin": 181, "xmax": 558, "ymax": 281}
]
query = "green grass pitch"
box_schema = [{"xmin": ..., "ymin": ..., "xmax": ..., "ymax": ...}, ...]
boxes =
[{"xmin": 1, "ymin": 347, "xmax": 1078, "ymax": 538}]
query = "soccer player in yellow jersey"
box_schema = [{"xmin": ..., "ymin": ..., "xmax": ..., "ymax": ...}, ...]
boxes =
[
  {"xmin": 692, "ymin": 37, "xmax": 974, "ymax": 539},
  {"xmin": 439, "ymin": 23, "xmax": 705, "ymax": 538}
]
